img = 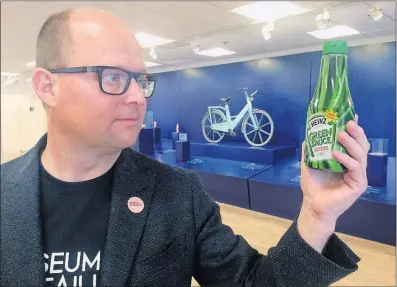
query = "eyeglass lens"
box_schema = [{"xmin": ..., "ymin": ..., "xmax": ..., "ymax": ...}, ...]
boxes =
[{"xmin": 101, "ymin": 68, "xmax": 155, "ymax": 96}]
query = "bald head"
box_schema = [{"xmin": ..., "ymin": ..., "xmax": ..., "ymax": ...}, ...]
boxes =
[
  {"xmin": 32, "ymin": 8, "xmax": 148, "ymax": 152},
  {"xmin": 36, "ymin": 8, "xmax": 144, "ymax": 71},
  {"xmin": 36, "ymin": 9, "xmax": 72, "ymax": 70}
]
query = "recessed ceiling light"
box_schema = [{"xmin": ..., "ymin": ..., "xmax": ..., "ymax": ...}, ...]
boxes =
[
  {"xmin": 26, "ymin": 61, "xmax": 36, "ymax": 67},
  {"xmin": 232, "ymin": 1, "xmax": 311, "ymax": 22},
  {"xmin": 145, "ymin": 61, "xmax": 161, "ymax": 67},
  {"xmin": 307, "ymin": 25, "xmax": 360, "ymax": 39},
  {"xmin": 135, "ymin": 33, "xmax": 174, "ymax": 48},
  {"xmin": 195, "ymin": 48, "xmax": 236, "ymax": 57},
  {"xmin": 1, "ymin": 72, "xmax": 18, "ymax": 77}
]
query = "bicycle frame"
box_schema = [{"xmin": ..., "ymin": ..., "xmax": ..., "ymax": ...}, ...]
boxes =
[{"xmin": 208, "ymin": 91, "xmax": 259, "ymax": 133}]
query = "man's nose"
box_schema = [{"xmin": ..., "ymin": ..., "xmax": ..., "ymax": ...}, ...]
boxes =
[{"xmin": 122, "ymin": 80, "xmax": 146, "ymax": 106}]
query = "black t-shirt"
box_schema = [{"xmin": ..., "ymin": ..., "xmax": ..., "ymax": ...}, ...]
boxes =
[{"xmin": 40, "ymin": 160, "xmax": 114, "ymax": 287}]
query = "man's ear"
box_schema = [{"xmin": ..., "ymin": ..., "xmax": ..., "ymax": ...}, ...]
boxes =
[{"xmin": 31, "ymin": 68, "xmax": 58, "ymax": 108}]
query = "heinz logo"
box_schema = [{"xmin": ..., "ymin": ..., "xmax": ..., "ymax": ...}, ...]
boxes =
[{"xmin": 310, "ymin": 116, "xmax": 326, "ymax": 128}]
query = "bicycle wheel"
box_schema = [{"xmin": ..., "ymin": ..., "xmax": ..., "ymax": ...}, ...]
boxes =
[
  {"xmin": 201, "ymin": 109, "xmax": 226, "ymax": 143},
  {"xmin": 242, "ymin": 109, "xmax": 274, "ymax": 147}
]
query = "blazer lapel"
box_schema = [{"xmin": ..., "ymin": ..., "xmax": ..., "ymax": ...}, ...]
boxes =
[
  {"xmin": 100, "ymin": 149, "xmax": 157, "ymax": 286},
  {"xmin": 1, "ymin": 136, "xmax": 46, "ymax": 286}
]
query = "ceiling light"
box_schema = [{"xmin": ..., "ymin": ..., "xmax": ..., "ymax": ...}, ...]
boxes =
[
  {"xmin": 135, "ymin": 33, "xmax": 174, "ymax": 48},
  {"xmin": 195, "ymin": 48, "xmax": 236, "ymax": 57},
  {"xmin": 26, "ymin": 61, "xmax": 36, "ymax": 67},
  {"xmin": 145, "ymin": 61, "xmax": 161, "ymax": 67},
  {"xmin": 308, "ymin": 25, "xmax": 360, "ymax": 39},
  {"xmin": 149, "ymin": 46, "xmax": 157, "ymax": 60},
  {"xmin": 368, "ymin": 6, "xmax": 383, "ymax": 21},
  {"xmin": 232, "ymin": 1, "xmax": 311, "ymax": 22}
]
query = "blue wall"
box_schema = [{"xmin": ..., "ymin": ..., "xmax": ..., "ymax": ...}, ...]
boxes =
[{"xmin": 148, "ymin": 41, "xmax": 396, "ymax": 156}]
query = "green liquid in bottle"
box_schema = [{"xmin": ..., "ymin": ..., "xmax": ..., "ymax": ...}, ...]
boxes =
[{"xmin": 304, "ymin": 40, "xmax": 355, "ymax": 172}]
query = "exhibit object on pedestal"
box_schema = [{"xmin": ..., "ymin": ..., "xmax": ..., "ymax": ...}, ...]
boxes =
[
  {"xmin": 172, "ymin": 124, "xmax": 180, "ymax": 150},
  {"xmin": 201, "ymin": 88, "xmax": 274, "ymax": 147},
  {"xmin": 305, "ymin": 40, "xmax": 355, "ymax": 172},
  {"xmin": 367, "ymin": 138, "xmax": 389, "ymax": 186},
  {"xmin": 179, "ymin": 133, "xmax": 188, "ymax": 142}
]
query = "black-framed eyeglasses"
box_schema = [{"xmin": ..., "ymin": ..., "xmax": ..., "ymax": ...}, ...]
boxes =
[{"xmin": 49, "ymin": 66, "xmax": 157, "ymax": 98}]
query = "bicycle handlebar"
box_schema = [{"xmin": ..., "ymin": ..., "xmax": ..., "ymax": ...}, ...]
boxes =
[
  {"xmin": 251, "ymin": 90, "xmax": 259, "ymax": 97},
  {"xmin": 238, "ymin": 87, "xmax": 259, "ymax": 95},
  {"xmin": 237, "ymin": 88, "xmax": 260, "ymax": 99}
]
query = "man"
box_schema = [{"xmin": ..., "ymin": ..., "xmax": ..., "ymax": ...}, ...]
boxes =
[{"xmin": 1, "ymin": 8, "xmax": 370, "ymax": 287}]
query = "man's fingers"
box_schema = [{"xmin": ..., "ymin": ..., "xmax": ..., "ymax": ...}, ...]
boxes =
[
  {"xmin": 332, "ymin": 150, "xmax": 364, "ymax": 188},
  {"xmin": 338, "ymin": 130, "xmax": 367, "ymax": 167},
  {"xmin": 346, "ymin": 120, "xmax": 370, "ymax": 153},
  {"xmin": 332, "ymin": 150, "xmax": 360, "ymax": 172}
]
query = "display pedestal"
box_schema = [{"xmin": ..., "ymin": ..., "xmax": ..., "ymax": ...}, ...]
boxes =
[
  {"xmin": 154, "ymin": 127, "xmax": 162, "ymax": 144},
  {"xmin": 190, "ymin": 141, "xmax": 296, "ymax": 165},
  {"xmin": 138, "ymin": 128, "xmax": 154, "ymax": 155},
  {"xmin": 176, "ymin": 141, "xmax": 190, "ymax": 163},
  {"xmin": 172, "ymin": 132, "xmax": 179, "ymax": 150}
]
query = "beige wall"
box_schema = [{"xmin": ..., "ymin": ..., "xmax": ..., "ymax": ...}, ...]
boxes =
[{"xmin": 1, "ymin": 80, "xmax": 47, "ymax": 163}]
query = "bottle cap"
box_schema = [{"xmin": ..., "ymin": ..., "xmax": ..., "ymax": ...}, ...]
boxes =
[{"xmin": 322, "ymin": 40, "xmax": 348, "ymax": 55}]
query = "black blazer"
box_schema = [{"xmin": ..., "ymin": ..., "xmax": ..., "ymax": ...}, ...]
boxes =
[{"xmin": 1, "ymin": 134, "xmax": 360, "ymax": 287}]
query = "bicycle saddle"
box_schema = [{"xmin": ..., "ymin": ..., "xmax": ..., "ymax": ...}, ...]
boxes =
[{"xmin": 220, "ymin": 97, "xmax": 231, "ymax": 103}]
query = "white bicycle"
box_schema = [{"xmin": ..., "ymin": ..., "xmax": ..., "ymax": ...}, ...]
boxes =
[{"xmin": 201, "ymin": 88, "xmax": 274, "ymax": 147}]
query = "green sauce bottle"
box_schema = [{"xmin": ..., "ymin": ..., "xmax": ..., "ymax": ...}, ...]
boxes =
[{"xmin": 304, "ymin": 40, "xmax": 355, "ymax": 172}]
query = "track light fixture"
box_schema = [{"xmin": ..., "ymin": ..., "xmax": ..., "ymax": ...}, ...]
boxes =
[
  {"xmin": 191, "ymin": 36, "xmax": 200, "ymax": 53},
  {"xmin": 192, "ymin": 43, "xmax": 200, "ymax": 53},
  {"xmin": 316, "ymin": 8, "xmax": 331, "ymax": 29},
  {"xmin": 368, "ymin": 6, "xmax": 383, "ymax": 21},
  {"xmin": 149, "ymin": 45, "xmax": 157, "ymax": 60},
  {"xmin": 261, "ymin": 22, "xmax": 274, "ymax": 40}
]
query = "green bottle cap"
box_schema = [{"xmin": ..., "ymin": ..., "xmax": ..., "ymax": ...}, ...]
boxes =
[{"xmin": 322, "ymin": 40, "xmax": 348, "ymax": 55}]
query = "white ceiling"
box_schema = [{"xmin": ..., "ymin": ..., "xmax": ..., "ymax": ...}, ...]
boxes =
[{"xmin": 1, "ymin": 1, "xmax": 396, "ymax": 77}]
